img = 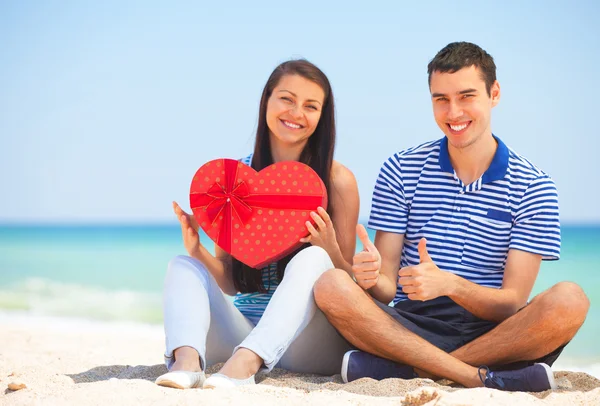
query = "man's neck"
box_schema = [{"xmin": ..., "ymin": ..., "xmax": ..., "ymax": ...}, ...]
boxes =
[{"xmin": 448, "ymin": 134, "xmax": 497, "ymax": 186}]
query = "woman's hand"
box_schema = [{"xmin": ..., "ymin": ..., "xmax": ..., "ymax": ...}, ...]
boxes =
[
  {"xmin": 299, "ymin": 206, "xmax": 341, "ymax": 257},
  {"xmin": 172, "ymin": 202, "xmax": 237, "ymax": 294},
  {"xmin": 173, "ymin": 201, "xmax": 202, "ymax": 258}
]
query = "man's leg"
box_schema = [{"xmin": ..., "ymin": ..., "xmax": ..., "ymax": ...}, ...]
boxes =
[
  {"xmin": 313, "ymin": 269, "xmax": 485, "ymax": 388},
  {"xmin": 451, "ymin": 281, "xmax": 589, "ymax": 367}
]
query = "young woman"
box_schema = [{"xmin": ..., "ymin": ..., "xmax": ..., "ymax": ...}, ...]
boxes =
[{"xmin": 155, "ymin": 59, "xmax": 359, "ymax": 389}]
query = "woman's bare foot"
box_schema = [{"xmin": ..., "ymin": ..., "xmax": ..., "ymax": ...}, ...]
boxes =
[
  {"xmin": 217, "ymin": 348, "xmax": 263, "ymax": 379},
  {"xmin": 171, "ymin": 346, "xmax": 202, "ymax": 372}
]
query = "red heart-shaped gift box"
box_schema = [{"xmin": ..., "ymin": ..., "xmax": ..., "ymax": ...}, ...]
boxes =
[{"xmin": 190, "ymin": 159, "xmax": 327, "ymax": 268}]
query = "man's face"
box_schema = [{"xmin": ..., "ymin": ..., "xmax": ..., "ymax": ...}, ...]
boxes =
[{"xmin": 430, "ymin": 66, "xmax": 500, "ymax": 150}]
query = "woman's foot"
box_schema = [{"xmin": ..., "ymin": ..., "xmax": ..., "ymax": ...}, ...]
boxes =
[
  {"xmin": 171, "ymin": 346, "xmax": 202, "ymax": 372},
  {"xmin": 218, "ymin": 348, "xmax": 262, "ymax": 379},
  {"xmin": 155, "ymin": 346, "xmax": 205, "ymax": 389},
  {"xmin": 203, "ymin": 348, "xmax": 262, "ymax": 389}
]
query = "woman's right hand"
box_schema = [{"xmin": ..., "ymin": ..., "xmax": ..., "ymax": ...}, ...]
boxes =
[
  {"xmin": 173, "ymin": 201, "xmax": 236, "ymax": 294},
  {"xmin": 173, "ymin": 201, "xmax": 202, "ymax": 258}
]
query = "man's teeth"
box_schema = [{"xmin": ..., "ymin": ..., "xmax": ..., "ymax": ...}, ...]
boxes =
[
  {"xmin": 283, "ymin": 120, "xmax": 301, "ymax": 129},
  {"xmin": 450, "ymin": 123, "xmax": 468, "ymax": 132}
]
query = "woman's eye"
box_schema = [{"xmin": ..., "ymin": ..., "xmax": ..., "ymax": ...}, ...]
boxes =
[
  {"xmin": 281, "ymin": 97, "xmax": 293, "ymax": 103},
  {"xmin": 306, "ymin": 105, "xmax": 318, "ymax": 111}
]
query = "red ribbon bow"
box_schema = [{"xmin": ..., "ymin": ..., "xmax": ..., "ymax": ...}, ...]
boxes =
[
  {"xmin": 190, "ymin": 159, "xmax": 325, "ymax": 254},
  {"xmin": 200, "ymin": 180, "xmax": 254, "ymax": 225}
]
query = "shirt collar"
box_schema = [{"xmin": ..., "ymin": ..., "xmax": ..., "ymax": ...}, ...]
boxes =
[{"xmin": 438, "ymin": 134, "xmax": 509, "ymax": 184}]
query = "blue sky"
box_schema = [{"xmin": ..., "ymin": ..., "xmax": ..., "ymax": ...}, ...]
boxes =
[{"xmin": 1, "ymin": 1, "xmax": 599, "ymax": 223}]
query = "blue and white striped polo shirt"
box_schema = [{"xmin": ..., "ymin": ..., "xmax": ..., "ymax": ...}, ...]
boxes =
[
  {"xmin": 368, "ymin": 136, "xmax": 561, "ymax": 304},
  {"xmin": 232, "ymin": 153, "xmax": 280, "ymax": 324}
]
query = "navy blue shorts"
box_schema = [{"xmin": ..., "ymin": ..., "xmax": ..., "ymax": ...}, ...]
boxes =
[{"xmin": 375, "ymin": 296, "xmax": 565, "ymax": 369}]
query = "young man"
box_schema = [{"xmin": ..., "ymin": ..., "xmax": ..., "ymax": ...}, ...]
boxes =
[{"xmin": 313, "ymin": 42, "xmax": 589, "ymax": 392}]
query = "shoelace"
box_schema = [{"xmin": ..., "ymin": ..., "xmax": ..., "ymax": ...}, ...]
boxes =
[{"xmin": 478, "ymin": 366, "xmax": 506, "ymax": 389}]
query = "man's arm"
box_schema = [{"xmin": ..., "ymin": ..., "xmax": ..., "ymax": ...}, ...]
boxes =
[
  {"xmin": 446, "ymin": 249, "xmax": 541, "ymax": 322},
  {"xmin": 353, "ymin": 229, "xmax": 404, "ymax": 304},
  {"xmin": 451, "ymin": 174, "xmax": 560, "ymax": 321},
  {"xmin": 370, "ymin": 231, "xmax": 405, "ymax": 303},
  {"xmin": 355, "ymin": 154, "xmax": 409, "ymax": 302},
  {"xmin": 400, "ymin": 239, "xmax": 542, "ymax": 323}
]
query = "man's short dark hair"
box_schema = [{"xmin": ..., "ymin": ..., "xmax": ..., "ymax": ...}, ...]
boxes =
[{"xmin": 427, "ymin": 42, "xmax": 497, "ymax": 96}]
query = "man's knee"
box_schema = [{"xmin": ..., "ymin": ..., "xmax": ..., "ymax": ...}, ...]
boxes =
[
  {"xmin": 313, "ymin": 268, "xmax": 355, "ymax": 311},
  {"xmin": 538, "ymin": 281, "xmax": 590, "ymax": 325},
  {"xmin": 552, "ymin": 281, "xmax": 589, "ymax": 317}
]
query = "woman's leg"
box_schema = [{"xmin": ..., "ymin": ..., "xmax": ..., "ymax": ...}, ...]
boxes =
[
  {"xmin": 277, "ymin": 309, "xmax": 352, "ymax": 375},
  {"xmin": 162, "ymin": 255, "xmax": 254, "ymax": 371},
  {"xmin": 216, "ymin": 246, "xmax": 347, "ymax": 378}
]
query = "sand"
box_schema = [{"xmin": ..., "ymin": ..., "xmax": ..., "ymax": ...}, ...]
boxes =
[{"xmin": 1, "ymin": 313, "xmax": 599, "ymax": 406}]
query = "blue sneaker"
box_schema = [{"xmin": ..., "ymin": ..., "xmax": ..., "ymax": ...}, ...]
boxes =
[
  {"xmin": 341, "ymin": 350, "xmax": 417, "ymax": 383},
  {"xmin": 479, "ymin": 363, "xmax": 557, "ymax": 392}
]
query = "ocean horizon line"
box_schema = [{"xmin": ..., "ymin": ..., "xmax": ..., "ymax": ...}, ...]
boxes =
[{"xmin": 1, "ymin": 220, "xmax": 600, "ymax": 228}]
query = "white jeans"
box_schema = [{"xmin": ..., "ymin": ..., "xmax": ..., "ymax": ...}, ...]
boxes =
[{"xmin": 162, "ymin": 246, "xmax": 351, "ymax": 374}]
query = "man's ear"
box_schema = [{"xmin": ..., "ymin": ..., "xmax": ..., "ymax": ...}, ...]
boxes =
[{"xmin": 491, "ymin": 80, "xmax": 501, "ymax": 107}]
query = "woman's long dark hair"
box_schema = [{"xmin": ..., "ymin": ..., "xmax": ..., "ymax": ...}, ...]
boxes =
[{"xmin": 232, "ymin": 59, "xmax": 336, "ymax": 293}]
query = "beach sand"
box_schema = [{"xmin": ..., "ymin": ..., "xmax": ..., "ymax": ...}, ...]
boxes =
[{"xmin": 1, "ymin": 313, "xmax": 599, "ymax": 406}]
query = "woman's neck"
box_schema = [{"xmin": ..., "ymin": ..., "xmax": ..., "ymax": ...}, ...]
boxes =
[{"xmin": 269, "ymin": 137, "xmax": 307, "ymax": 163}]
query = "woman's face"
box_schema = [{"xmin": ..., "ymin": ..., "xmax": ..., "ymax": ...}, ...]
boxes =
[{"xmin": 266, "ymin": 74, "xmax": 325, "ymax": 148}]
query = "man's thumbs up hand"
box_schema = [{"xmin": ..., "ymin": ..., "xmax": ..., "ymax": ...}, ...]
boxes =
[
  {"xmin": 352, "ymin": 225, "xmax": 381, "ymax": 290},
  {"xmin": 398, "ymin": 237, "xmax": 454, "ymax": 301},
  {"xmin": 418, "ymin": 238, "xmax": 433, "ymax": 263}
]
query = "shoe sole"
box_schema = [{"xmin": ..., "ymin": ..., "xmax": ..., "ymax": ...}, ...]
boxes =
[
  {"xmin": 341, "ymin": 350, "xmax": 359, "ymax": 384},
  {"xmin": 536, "ymin": 363, "xmax": 557, "ymax": 390},
  {"xmin": 156, "ymin": 380, "xmax": 186, "ymax": 389},
  {"xmin": 155, "ymin": 371, "xmax": 205, "ymax": 389}
]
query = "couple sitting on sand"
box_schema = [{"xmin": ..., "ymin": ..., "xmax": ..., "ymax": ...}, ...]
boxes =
[{"xmin": 155, "ymin": 41, "xmax": 589, "ymax": 392}]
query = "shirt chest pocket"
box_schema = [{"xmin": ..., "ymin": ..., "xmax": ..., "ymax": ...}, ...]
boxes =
[{"xmin": 461, "ymin": 212, "xmax": 512, "ymax": 271}]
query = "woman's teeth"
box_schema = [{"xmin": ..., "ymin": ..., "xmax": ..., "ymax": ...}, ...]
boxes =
[{"xmin": 283, "ymin": 120, "xmax": 301, "ymax": 129}]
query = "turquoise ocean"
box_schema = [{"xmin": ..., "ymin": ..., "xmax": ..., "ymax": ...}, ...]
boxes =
[{"xmin": 1, "ymin": 224, "xmax": 598, "ymax": 376}]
